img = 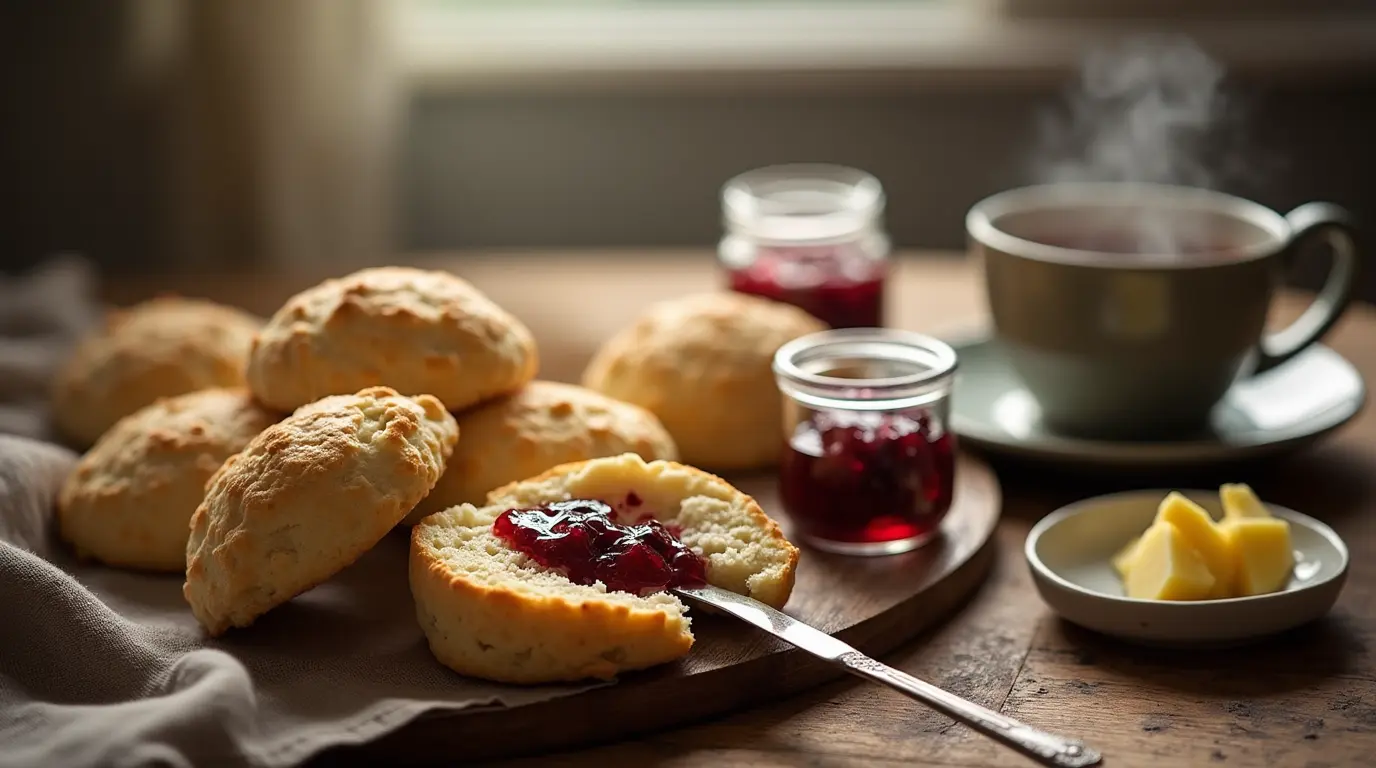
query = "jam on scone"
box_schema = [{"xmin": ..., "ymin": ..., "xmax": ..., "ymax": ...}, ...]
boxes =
[{"xmin": 493, "ymin": 499, "xmax": 707, "ymax": 595}]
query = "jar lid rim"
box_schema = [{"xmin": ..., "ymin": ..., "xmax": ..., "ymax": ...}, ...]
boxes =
[
  {"xmin": 722, "ymin": 164, "xmax": 885, "ymax": 243},
  {"xmin": 773, "ymin": 328, "xmax": 958, "ymax": 395}
]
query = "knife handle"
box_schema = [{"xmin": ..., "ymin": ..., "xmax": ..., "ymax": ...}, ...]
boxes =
[{"xmin": 838, "ymin": 651, "xmax": 1102, "ymax": 768}]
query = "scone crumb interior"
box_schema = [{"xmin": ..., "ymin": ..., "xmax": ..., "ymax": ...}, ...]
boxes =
[{"xmin": 411, "ymin": 453, "xmax": 797, "ymax": 683}]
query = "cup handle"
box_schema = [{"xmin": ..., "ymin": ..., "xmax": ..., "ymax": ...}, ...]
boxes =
[{"xmin": 1254, "ymin": 202, "xmax": 1362, "ymax": 375}]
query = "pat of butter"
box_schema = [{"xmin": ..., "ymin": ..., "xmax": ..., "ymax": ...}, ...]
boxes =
[
  {"xmin": 1123, "ymin": 521, "xmax": 1216, "ymax": 601},
  {"xmin": 1220, "ymin": 483, "xmax": 1270, "ymax": 521},
  {"xmin": 1221, "ymin": 517, "xmax": 1294, "ymax": 596},
  {"xmin": 1112, "ymin": 484, "xmax": 1293, "ymax": 601},
  {"xmin": 1111, "ymin": 535, "xmax": 1141, "ymax": 580},
  {"xmin": 1154, "ymin": 492, "xmax": 1234, "ymax": 598}
]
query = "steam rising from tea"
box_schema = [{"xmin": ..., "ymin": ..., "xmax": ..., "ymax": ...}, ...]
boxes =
[{"xmin": 1028, "ymin": 37, "xmax": 1251, "ymax": 259}]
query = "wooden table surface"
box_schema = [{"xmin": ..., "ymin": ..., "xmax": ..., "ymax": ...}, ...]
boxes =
[{"xmin": 110, "ymin": 250, "xmax": 1376, "ymax": 768}]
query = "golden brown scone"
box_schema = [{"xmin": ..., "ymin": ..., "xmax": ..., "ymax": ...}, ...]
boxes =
[
  {"xmin": 57, "ymin": 388, "xmax": 280, "ymax": 572},
  {"xmin": 410, "ymin": 453, "xmax": 798, "ymax": 684},
  {"xmin": 245, "ymin": 267, "xmax": 537, "ymax": 413},
  {"xmin": 185, "ymin": 386, "xmax": 458, "ymax": 636},
  {"xmin": 51, "ymin": 297, "xmax": 262, "ymax": 447},
  {"xmin": 406, "ymin": 381, "xmax": 678, "ymax": 525},
  {"xmin": 582, "ymin": 292, "xmax": 825, "ymax": 470}
]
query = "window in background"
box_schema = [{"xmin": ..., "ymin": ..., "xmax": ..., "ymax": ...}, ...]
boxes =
[{"xmin": 397, "ymin": 0, "xmax": 1376, "ymax": 89}]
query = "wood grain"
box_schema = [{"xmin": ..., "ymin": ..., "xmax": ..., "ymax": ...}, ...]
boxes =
[{"xmin": 109, "ymin": 251, "xmax": 1376, "ymax": 767}]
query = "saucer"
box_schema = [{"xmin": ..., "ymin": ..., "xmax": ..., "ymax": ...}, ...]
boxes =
[
  {"xmin": 945, "ymin": 334, "xmax": 1366, "ymax": 470},
  {"xmin": 1025, "ymin": 488, "xmax": 1348, "ymax": 647}
]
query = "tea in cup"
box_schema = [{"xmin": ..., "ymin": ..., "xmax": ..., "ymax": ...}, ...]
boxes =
[{"xmin": 967, "ymin": 182, "xmax": 1361, "ymax": 440}]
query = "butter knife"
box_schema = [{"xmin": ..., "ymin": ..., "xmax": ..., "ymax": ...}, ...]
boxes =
[{"xmin": 673, "ymin": 585, "xmax": 1102, "ymax": 768}]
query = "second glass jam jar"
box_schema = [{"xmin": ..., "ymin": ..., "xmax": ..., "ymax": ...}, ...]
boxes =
[
  {"xmin": 773, "ymin": 328, "xmax": 959, "ymax": 555},
  {"xmin": 718, "ymin": 164, "xmax": 890, "ymax": 329}
]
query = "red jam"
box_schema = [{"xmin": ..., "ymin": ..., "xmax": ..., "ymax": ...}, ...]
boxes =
[
  {"xmin": 492, "ymin": 499, "xmax": 708, "ymax": 595},
  {"xmin": 727, "ymin": 245, "xmax": 886, "ymax": 329},
  {"xmin": 779, "ymin": 410, "xmax": 955, "ymax": 546}
]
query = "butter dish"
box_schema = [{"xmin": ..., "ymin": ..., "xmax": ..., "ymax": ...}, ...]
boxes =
[{"xmin": 1025, "ymin": 489, "xmax": 1349, "ymax": 647}]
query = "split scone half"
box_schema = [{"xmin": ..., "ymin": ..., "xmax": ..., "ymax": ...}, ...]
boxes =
[{"xmin": 410, "ymin": 453, "xmax": 799, "ymax": 684}]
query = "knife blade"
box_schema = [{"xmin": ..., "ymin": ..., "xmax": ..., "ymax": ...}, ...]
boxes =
[{"xmin": 673, "ymin": 584, "xmax": 1102, "ymax": 768}]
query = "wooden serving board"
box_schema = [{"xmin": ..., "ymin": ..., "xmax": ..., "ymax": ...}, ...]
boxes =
[{"xmin": 345, "ymin": 452, "xmax": 1002, "ymax": 765}]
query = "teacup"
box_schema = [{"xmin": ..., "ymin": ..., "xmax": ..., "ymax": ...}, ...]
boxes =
[{"xmin": 967, "ymin": 182, "xmax": 1362, "ymax": 440}]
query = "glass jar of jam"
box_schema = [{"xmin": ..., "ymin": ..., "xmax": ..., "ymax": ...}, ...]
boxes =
[
  {"xmin": 773, "ymin": 328, "xmax": 958, "ymax": 555},
  {"xmin": 719, "ymin": 164, "xmax": 889, "ymax": 329}
]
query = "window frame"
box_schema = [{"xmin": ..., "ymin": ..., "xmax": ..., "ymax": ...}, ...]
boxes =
[{"xmin": 396, "ymin": 0, "xmax": 1376, "ymax": 93}]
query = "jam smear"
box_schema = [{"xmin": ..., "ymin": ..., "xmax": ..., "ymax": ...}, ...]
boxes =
[
  {"xmin": 492, "ymin": 499, "xmax": 708, "ymax": 595},
  {"xmin": 779, "ymin": 410, "xmax": 955, "ymax": 545},
  {"xmin": 727, "ymin": 244, "xmax": 885, "ymax": 329}
]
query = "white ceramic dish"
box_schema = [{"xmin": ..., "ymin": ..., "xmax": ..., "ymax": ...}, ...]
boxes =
[{"xmin": 1025, "ymin": 488, "xmax": 1349, "ymax": 647}]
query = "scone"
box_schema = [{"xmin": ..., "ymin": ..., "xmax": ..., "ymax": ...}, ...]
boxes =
[
  {"xmin": 51, "ymin": 297, "xmax": 262, "ymax": 447},
  {"xmin": 410, "ymin": 453, "xmax": 799, "ymax": 684},
  {"xmin": 406, "ymin": 380, "xmax": 678, "ymax": 525},
  {"xmin": 185, "ymin": 386, "xmax": 458, "ymax": 636},
  {"xmin": 582, "ymin": 292, "xmax": 825, "ymax": 470},
  {"xmin": 246, "ymin": 266, "xmax": 537, "ymax": 413},
  {"xmin": 57, "ymin": 388, "xmax": 280, "ymax": 572}
]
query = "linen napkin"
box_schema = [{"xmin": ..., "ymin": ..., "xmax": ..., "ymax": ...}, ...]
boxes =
[
  {"xmin": 0, "ymin": 257, "xmax": 603, "ymax": 768},
  {"xmin": 0, "ymin": 255, "xmax": 100, "ymax": 442}
]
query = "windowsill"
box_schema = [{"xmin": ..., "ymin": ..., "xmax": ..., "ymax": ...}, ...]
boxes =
[{"xmin": 398, "ymin": 1, "xmax": 1376, "ymax": 94}]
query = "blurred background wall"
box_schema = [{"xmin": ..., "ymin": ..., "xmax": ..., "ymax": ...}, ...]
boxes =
[
  {"xmin": 402, "ymin": 83, "xmax": 1376, "ymax": 252},
  {"xmin": 4, "ymin": 1, "xmax": 1375, "ymax": 295}
]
